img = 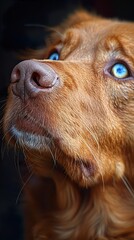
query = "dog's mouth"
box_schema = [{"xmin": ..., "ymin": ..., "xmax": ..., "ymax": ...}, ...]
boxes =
[
  {"xmin": 80, "ymin": 161, "xmax": 95, "ymax": 178},
  {"xmin": 7, "ymin": 112, "xmax": 53, "ymax": 150},
  {"xmin": 59, "ymin": 156, "xmax": 97, "ymax": 186},
  {"xmin": 10, "ymin": 125, "xmax": 51, "ymax": 150},
  {"xmin": 7, "ymin": 110, "xmax": 98, "ymax": 185},
  {"xmin": 74, "ymin": 160, "xmax": 96, "ymax": 180}
]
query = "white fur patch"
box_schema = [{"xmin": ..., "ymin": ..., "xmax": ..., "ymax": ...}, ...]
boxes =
[{"xmin": 11, "ymin": 126, "xmax": 50, "ymax": 150}]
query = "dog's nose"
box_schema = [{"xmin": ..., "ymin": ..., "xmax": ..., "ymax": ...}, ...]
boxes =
[{"xmin": 11, "ymin": 60, "xmax": 59, "ymax": 99}]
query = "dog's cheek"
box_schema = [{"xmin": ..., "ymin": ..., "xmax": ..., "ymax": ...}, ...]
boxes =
[
  {"xmin": 106, "ymin": 81, "xmax": 134, "ymax": 174},
  {"xmin": 53, "ymin": 93, "xmax": 125, "ymax": 183},
  {"xmin": 121, "ymin": 100, "xmax": 134, "ymax": 142},
  {"xmin": 109, "ymin": 82, "xmax": 134, "ymax": 140}
]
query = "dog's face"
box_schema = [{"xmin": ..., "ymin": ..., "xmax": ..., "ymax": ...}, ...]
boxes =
[{"xmin": 4, "ymin": 11, "xmax": 134, "ymax": 187}]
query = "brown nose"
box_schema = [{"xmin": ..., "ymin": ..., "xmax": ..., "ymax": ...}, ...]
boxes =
[{"xmin": 11, "ymin": 60, "xmax": 59, "ymax": 99}]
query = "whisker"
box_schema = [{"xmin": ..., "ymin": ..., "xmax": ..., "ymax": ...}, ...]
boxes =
[
  {"xmin": 48, "ymin": 144, "xmax": 57, "ymax": 167},
  {"xmin": 20, "ymin": 146, "xmax": 31, "ymax": 173},
  {"xmin": 121, "ymin": 176, "xmax": 134, "ymax": 198},
  {"xmin": 84, "ymin": 124, "xmax": 100, "ymax": 154},
  {"xmin": 16, "ymin": 172, "xmax": 33, "ymax": 204},
  {"xmin": 13, "ymin": 145, "xmax": 25, "ymax": 184},
  {"xmin": 0, "ymin": 102, "xmax": 6, "ymax": 112},
  {"xmin": 24, "ymin": 24, "xmax": 64, "ymax": 39}
]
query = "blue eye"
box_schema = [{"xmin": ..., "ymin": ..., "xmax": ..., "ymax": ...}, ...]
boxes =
[
  {"xmin": 111, "ymin": 63, "xmax": 129, "ymax": 79},
  {"xmin": 48, "ymin": 52, "xmax": 60, "ymax": 60}
]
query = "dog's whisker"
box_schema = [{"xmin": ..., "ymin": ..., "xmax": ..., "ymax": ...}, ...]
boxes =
[
  {"xmin": 24, "ymin": 24, "xmax": 64, "ymax": 39},
  {"xmin": 0, "ymin": 102, "xmax": 6, "ymax": 112},
  {"xmin": 16, "ymin": 172, "xmax": 33, "ymax": 204},
  {"xmin": 2, "ymin": 128, "xmax": 11, "ymax": 143},
  {"xmin": 48, "ymin": 143, "xmax": 57, "ymax": 167},
  {"xmin": 121, "ymin": 176, "xmax": 134, "ymax": 199}
]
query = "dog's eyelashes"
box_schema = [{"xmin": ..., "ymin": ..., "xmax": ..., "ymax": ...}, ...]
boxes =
[
  {"xmin": 48, "ymin": 51, "xmax": 60, "ymax": 60},
  {"xmin": 110, "ymin": 63, "xmax": 130, "ymax": 79}
]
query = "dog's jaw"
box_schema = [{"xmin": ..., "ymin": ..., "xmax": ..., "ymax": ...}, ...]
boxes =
[{"xmin": 10, "ymin": 125, "xmax": 51, "ymax": 150}]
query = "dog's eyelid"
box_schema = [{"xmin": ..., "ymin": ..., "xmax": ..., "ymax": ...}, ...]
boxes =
[
  {"xmin": 105, "ymin": 59, "xmax": 134, "ymax": 80},
  {"xmin": 47, "ymin": 43, "xmax": 63, "ymax": 59},
  {"xmin": 48, "ymin": 50, "xmax": 60, "ymax": 60}
]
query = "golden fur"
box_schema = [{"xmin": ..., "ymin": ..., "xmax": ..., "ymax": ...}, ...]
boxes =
[{"xmin": 3, "ymin": 10, "xmax": 134, "ymax": 239}]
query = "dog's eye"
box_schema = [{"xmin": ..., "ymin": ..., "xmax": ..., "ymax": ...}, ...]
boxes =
[
  {"xmin": 111, "ymin": 63, "xmax": 129, "ymax": 79},
  {"xmin": 48, "ymin": 51, "xmax": 60, "ymax": 60}
]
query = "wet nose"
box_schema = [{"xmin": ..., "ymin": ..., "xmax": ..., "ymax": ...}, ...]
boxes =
[{"xmin": 11, "ymin": 60, "xmax": 59, "ymax": 99}]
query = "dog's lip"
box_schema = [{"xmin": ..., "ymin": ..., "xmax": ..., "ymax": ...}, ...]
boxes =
[
  {"xmin": 10, "ymin": 125, "xmax": 51, "ymax": 150},
  {"xmin": 13, "ymin": 114, "xmax": 49, "ymax": 137},
  {"xmin": 78, "ymin": 160, "xmax": 95, "ymax": 178},
  {"xmin": 15, "ymin": 118, "xmax": 43, "ymax": 135},
  {"xmin": 80, "ymin": 161, "xmax": 95, "ymax": 178}
]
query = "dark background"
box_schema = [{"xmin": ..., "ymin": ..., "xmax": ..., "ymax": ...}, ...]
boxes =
[{"xmin": 0, "ymin": 1, "xmax": 134, "ymax": 239}]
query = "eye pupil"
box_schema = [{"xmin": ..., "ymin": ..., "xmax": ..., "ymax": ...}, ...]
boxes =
[
  {"xmin": 111, "ymin": 63, "xmax": 129, "ymax": 79},
  {"xmin": 48, "ymin": 52, "xmax": 59, "ymax": 60}
]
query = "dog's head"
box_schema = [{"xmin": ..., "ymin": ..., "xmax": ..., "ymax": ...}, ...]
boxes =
[{"xmin": 4, "ymin": 11, "xmax": 134, "ymax": 187}]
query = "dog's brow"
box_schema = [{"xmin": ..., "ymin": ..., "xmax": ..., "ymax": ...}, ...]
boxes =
[
  {"xmin": 103, "ymin": 35, "xmax": 134, "ymax": 60},
  {"xmin": 105, "ymin": 36, "xmax": 124, "ymax": 52}
]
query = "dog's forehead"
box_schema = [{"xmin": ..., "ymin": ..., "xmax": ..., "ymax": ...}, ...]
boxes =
[
  {"xmin": 66, "ymin": 19, "xmax": 134, "ymax": 41},
  {"xmin": 62, "ymin": 19, "xmax": 134, "ymax": 59}
]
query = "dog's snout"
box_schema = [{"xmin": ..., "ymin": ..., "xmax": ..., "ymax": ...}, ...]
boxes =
[{"xmin": 11, "ymin": 60, "xmax": 59, "ymax": 99}]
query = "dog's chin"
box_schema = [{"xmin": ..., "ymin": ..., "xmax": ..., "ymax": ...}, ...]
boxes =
[
  {"xmin": 7, "ymin": 125, "xmax": 99, "ymax": 187},
  {"xmin": 9, "ymin": 126, "xmax": 51, "ymax": 151}
]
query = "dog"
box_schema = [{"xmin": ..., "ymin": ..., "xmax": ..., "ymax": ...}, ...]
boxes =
[{"xmin": 3, "ymin": 10, "xmax": 134, "ymax": 239}]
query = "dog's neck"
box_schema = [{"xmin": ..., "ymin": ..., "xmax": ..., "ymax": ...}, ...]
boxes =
[
  {"xmin": 52, "ymin": 175, "xmax": 134, "ymax": 238},
  {"xmin": 25, "ymin": 152, "xmax": 134, "ymax": 239}
]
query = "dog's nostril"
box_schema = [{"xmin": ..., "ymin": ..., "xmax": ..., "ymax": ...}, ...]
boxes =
[
  {"xmin": 31, "ymin": 72, "xmax": 41, "ymax": 87},
  {"xmin": 31, "ymin": 71, "xmax": 58, "ymax": 89},
  {"xmin": 11, "ymin": 68, "xmax": 21, "ymax": 83}
]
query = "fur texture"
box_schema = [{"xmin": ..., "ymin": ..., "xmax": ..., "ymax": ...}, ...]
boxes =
[{"xmin": 3, "ymin": 10, "xmax": 134, "ymax": 239}]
